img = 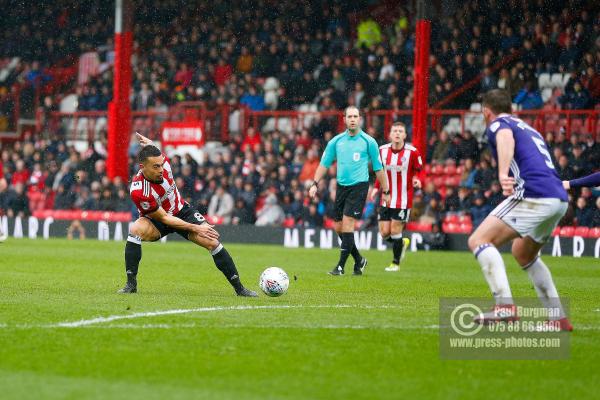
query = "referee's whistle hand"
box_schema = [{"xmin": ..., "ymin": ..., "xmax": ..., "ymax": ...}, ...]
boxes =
[{"xmin": 308, "ymin": 185, "xmax": 318, "ymax": 198}]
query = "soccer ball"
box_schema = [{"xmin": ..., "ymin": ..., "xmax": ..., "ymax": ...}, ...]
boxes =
[{"xmin": 259, "ymin": 267, "xmax": 289, "ymax": 297}]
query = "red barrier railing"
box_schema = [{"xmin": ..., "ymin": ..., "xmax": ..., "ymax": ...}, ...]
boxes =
[{"xmin": 37, "ymin": 107, "xmax": 599, "ymax": 142}]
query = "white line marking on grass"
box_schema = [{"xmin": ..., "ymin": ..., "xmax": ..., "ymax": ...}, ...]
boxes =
[
  {"xmin": 70, "ymin": 323, "xmax": 441, "ymax": 330},
  {"xmin": 50, "ymin": 304, "xmax": 402, "ymax": 328}
]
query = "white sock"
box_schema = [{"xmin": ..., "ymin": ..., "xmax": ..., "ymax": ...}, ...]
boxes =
[
  {"xmin": 525, "ymin": 257, "xmax": 566, "ymax": 319},
  {"xmin": 474, "ymin": 244, "xmax": 513, "ymax": 305}
]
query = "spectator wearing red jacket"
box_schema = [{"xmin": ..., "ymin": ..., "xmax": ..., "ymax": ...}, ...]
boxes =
[
  {"xmin": 241, "ymin": 127, "xmax": 262, "ymax": 152},
  {"xmin": 214, "ymin": 58, "xmax": 233, "ymax": 87},
  {"xmin": 11, "ymin": 160, "xmax": 30, "ymax": 186}
]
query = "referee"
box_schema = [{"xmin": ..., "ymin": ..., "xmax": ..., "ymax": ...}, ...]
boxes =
[{"xmin": 309, "ymin": 106, "xmax": 390, "ymax": 275}]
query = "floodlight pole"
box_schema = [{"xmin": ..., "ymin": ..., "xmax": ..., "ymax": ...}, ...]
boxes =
[
  {"xmin": 107, "ymin": 0, "xmax": 133, "ymax": 181},
  {"xmin": 412, "ymin": 0, "xmax": 431, "ymax": 159}
]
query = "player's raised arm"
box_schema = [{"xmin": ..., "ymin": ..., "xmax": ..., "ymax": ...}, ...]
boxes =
[
  {"xmin": 495, "ymin": 128, "xmax": 516, "ymax": 196},
  {"xmin": 146, "ymin": 207, "xmax": 220, "ymax": 240},
  {"xmin": 136, "ymin": 132, "xmax": 154, "ymax": 147}
]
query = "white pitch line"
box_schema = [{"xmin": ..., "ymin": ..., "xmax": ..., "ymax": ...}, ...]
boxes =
[
  {"xmin": 59, "ymin": 323, "xmax": 441, "ymax": 330},
  {"xmin": 48, "ymin": 304, "xmax": 402, "ymax": 328}
]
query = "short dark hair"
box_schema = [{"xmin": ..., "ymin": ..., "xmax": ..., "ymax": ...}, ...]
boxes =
[
  {"xmin": 391, "ymin": 121, "xmax": 406, "ymax": 129},
  {"xmin": 482, "ymin": 89, "xmax": 512, "ymax": 115},
  {"xmin": 138, "ymin": 145, "xmax": 162, "ymax": 163}
]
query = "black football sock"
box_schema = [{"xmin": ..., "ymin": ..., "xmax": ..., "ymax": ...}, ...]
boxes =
[
  {"xmin": 392, "ymin": 234, "xmax": 403, "ymax": 264},
  {"xmin": 211, "ymin": 244, "xmax": 244, "ymax": 292},
  {"xmin": 339, "ymin": 233, "xmax": 361, "ymax": 263},
  {"xmin": 350, "ymin": 244, "xmax": 362, "ymax": 264},
  {"xmin": 125, "ymin": 235, "xmax": 142, "ymax": 284},
  {"xmin": 337, "ymin": 232, "xmax": 355, "ymax": 269}
]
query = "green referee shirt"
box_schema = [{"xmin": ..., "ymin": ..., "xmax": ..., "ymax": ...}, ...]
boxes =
[{"xmin": 320, "ymin": 129, "xmax": 383, "ymax": 186}]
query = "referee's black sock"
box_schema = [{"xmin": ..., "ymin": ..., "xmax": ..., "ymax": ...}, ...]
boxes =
[
  {"xmin": 211, "ymin": 243, "xmax": 243, "ymax": 292},
  {"xmin": 337, "ymin": 233, "xmax": 355, "ymax": 269},
  {"xmin": 392, "ymin": 234, "xmax": 403, "ymax": 265},
  {"xmin": 338, "ymin": 233, "xmax": 361, "ymax": 263},
  {"xmin": 125, "ymin": 235, "xmax": 142, "ymax": 284},
  {"xmin": 350, "ymin": 244, "xmax": 362, "ymax": 263}
]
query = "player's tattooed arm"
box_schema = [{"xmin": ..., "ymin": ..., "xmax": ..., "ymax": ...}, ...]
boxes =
[{"xmin": 146, "ymin": 207, "xmax": 220, "ymax": 240}]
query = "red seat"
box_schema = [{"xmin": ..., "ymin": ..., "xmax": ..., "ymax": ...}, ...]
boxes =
[
  {"xmin": 559, "ymin": 226, "xmax": 575, "ymax": 237},
  {"xmin": 323, "ymin": 217, "xmax": 336, "ymax": 229},
  {"xmin": 456, "ymin": 165, "xmax": 465, "ymax": 175},
  {"xmin": 431, "ymin": 165, "xmax": 444, "ymax": 175},
  {"xmin": 443, "ymin": 222, "xmax": 460, "ymax": 233},
  {"xmin": 424, "ymin": 164, "xmax": 432, "ymax": 175},
  {"xmin": 588, "ymin": 227, "xmax": 600, "ymax": 238},
  {"xmin": 445, "ymin": 176, "xmax": 461, "ymax": 187},
  {"xmin": 574, "ymin": 226, "xmax": 589, "ymax": 237},
  {"xmin": 433, "ymin": 176, "xmax": 445, "ymax": 187},
  {"xmin": 444, "ymin": 215, "xmax": 460, "ymax": 223},
  {"xmin": 551, "ymin": 226, "xmax": 560, "ymax": 236},
  {"xmin": 443, "ymin": 165, "xmax": 457, "ymax": 175},
  {"xmin": 32, "ymin": 210, "xmax": 53, "ymax": 219},
  {"xmin": 406, "ymin": 221, "xmax": 433, "ymax": 232},
  {"xmin": 443, "ymin": 176, "xmax": 454, "ymax": 187},
  {"xmin": 282, "ymin": 217, "xmax": 295, "ymax": 228},
  {"xmin": 205, "ymin": 215, "xmax": 224, "ymax": 225},
  {"xmin": 458, "ymin": 215, "xmax": 472, "ymax": 224},
  {"xmin": 459, "ymin": 223, "xmax": 473, "ymax": 233}
]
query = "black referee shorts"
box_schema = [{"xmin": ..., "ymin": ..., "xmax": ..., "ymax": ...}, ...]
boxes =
[
  {"xmin": 334, "ymin": 182, "xmax": 369, "ymax": 221},
  {"xmin": 144, "ymin": 204, "xmax": 207, "ymax": 240}
]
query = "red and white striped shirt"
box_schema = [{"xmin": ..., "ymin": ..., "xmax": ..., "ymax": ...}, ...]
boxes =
[
  {"xmin": 375, "ymin": 143, "xmax": 423, "ymax": 209},
  {"xmin": 130, "ymin": 154, "xmax": 185, "ymax": 217},
  {"xmin": 78, "ymin": 52, "xmax": 100, "ymax": 85}
]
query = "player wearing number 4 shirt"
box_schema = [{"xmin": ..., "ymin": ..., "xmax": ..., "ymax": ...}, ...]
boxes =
[
  {"xmin": 370, "ymin": 122, "xmax": 422, "ymax": 272},
  {"xmin": 468, "ymin": 90, "xmax": 572, "ymax": 331},
  {"xmin": 120, "ymin": 133, "xmax": 257, "ymax": 297}
]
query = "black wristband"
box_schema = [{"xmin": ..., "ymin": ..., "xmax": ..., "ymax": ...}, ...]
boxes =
[
  {"xmin": 383, "ymin": 190, "xmax": 390, "ymax": 195},
  {"xmin": 311, "ymin": 180, "xmax": 318, "ymax": 187}
]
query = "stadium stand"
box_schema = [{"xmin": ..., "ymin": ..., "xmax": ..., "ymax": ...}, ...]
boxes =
[{"xmin": 0, "ymin": 0, "xmax": 598, "ymax": 233}]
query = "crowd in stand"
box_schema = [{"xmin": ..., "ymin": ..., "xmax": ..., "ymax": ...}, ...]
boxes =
[
  {"xmin": 1, "ymin": 0, "xmax": 599, "ymax": 231},
  {"xmin": 1, "ymin": 126, "xmax": 599, "ymax": 230},
  {"xmin": 2, "ymin": 0, "xmax": 598, "ymax": 123}
]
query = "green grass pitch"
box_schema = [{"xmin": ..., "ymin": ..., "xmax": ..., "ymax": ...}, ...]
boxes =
[{"xmin": 1, "ymin": 238, "xmax": 599, "ymax": 399}]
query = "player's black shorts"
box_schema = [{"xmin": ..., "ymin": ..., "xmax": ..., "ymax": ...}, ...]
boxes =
[
  {"xmin": 334, "ymin": 182, "xmax": 369, "ymax": 221},
  {"xmin": 378, "ymin": 207, "xmax": 411, "ymax": 223},
  {"xmin": 144, "ymin": 204, "xmax": 206, "ymax": 241}
]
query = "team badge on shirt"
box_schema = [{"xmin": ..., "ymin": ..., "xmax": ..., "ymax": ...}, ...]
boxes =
[{"xmin": 353, "ymin": 152, "xmax": 360, "ymax": 161}]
